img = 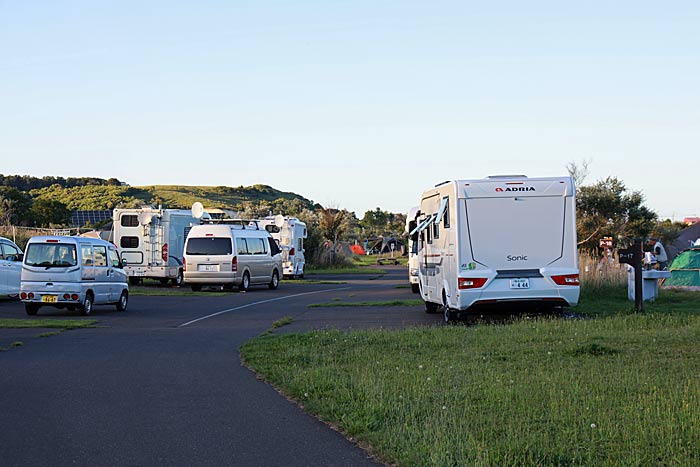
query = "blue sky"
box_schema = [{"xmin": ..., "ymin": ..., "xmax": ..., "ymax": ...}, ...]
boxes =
[{"xmin": 1, "ymin": 1, "xmax": 698, "ymax": 219}]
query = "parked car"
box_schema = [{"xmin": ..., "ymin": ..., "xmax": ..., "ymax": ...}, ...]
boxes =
[
  {"xmin": 0, "ymin": 236, "xmax": 24, "ymax": 298},
  {"xmin": 20, "ymin": 236, "xmax": 129, "ymax": 316},
  {"xmin": 183, "ymin": 222, "xmax": 282, "ymax": 291}
]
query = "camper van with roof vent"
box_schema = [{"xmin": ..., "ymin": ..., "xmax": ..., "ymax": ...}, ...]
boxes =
[
  {"xmin": 412, "ymin": 175, "xmax": 580, "ymax": 322},
  {"xmin": 258, "ymin": 215, "xmax": 307, "ymax": 278}
]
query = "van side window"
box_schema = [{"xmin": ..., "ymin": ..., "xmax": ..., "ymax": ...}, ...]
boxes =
[
  {"xmin": 121, "ymin": 236, "xmax": 139, "ymax": 248},
  {"xmin": 433, "ymin": 218, "xmax": 439, "ymax": 240},
  {"xmin": 121, "ymin": 215, "xmax": 139, "ymax": 227},
  {"xmin": 108, "ymin": 248, "xmax": 121, "ymax": 268},
  {"xmin": 81, "ymin": 244, "xmax": 94, "ymax": 266},
  {"xmin": 237, "ymin": 239, "xmax": 249, "ymax": 255},
  {"xmin": 443, "ymin": 198, "xmax": 450, "ymax": 228},
  {"xmin": 298, "ymin": 238, "xmax": 303, "ymax": 251},
  {"xmin": 248, "ymin": 238, "xmax": 266, "ymax": 255},
  {"xmin": 427, "ymin": 223, "xmax": 432, "ymax": 244},
  {"xmin": 94, "ymin": 246, "xmax": 108, "ymax": 267}
]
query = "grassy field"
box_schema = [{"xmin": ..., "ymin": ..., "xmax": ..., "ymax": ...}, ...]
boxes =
[
  {"xmin": 128, "ymin": 287, "xmax": 229, "ymax": 297},
  {"xmin": 241, "ymin": 288, "xmax": 700, "ymax": 467},
  {"xmin": 352, "ymin": 254, "xmax": 408, "ymax": 267},
  {"xmin": 305, "ymin": 266, "xmax": 387, "ymax": 275},
  {"xmin": 0, "ymin": 319, "xmax": 98, "ymax": 329},
  {"xmin": 309, "ymin": 299, "xmax": 424, "ymax": 308}
]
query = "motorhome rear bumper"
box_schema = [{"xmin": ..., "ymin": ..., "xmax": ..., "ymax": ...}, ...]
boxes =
[{"xmin": 454, "ymin": 275, "xmax": 580, "ymax": 310}]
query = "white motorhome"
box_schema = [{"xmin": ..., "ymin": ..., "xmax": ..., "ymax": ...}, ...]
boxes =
[
  {"xmin": 183, "ymin": 222, "xmax": 282, "ymax": 291},
  {"xmin": 113, "ymin": 207, "xmax": 198, "ymax": 286},
  {"xmin": 20, "ymin": 236, "xmax": 128, "ymax": 316},
  {"xmin": 405, "ymin": 206, "xmax": 420, "ymax": 293},
  {"xmin": 258, "ymin": 215, "xmax": 307, "ymax": 278},
  {"xmin": 412, "ymin": 175, "xmax": 580, "ymax": 322}
]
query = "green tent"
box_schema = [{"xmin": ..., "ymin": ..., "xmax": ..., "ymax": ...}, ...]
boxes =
[{"xmin": 662, "ymin": 247, "xmax": 700, "ymax": 287}]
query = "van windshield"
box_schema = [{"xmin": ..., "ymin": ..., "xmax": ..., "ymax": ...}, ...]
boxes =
[
  {"xmin": 186, "ymin": 238, "xmax": 232, "ymax": 255},
  {"xmin": 25, "ymin": 243, "xmax": 78, "ymax": 268}
]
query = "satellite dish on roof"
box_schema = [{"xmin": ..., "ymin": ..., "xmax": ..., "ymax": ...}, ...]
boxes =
[
  {"xmin": 191, "ymin": 202, "xmax": 204, "ymax": 219},
  {"xmin": 274, "ymin": 214, "xmax": 285, "ymax": 227},
  {"xmin": 138, "ymin": 213, "xmax": 154, "ymax": 225}
]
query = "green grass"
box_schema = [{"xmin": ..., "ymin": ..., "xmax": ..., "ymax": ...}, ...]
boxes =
[
  {"xmin": 129, "ymin": 287, "xmax": 229, "ymax": 297},
  {"xmin": 309, "ymin": 299, "xmax": 424, "ymax": 308},
  {"xmin": 352, "ymin": 255, "xmax": 408, "ymax": 267},
  {"xmin": 305, "ymin": 267, "xmax": 386, "ymax": 275},
  {"xmin": 282, "ymin": 280, "xmax": 348, "ymax": 285},
  {"xmin": 38, "ymin": 331, "xmax": 61, "ymax": 338},
  {"xmin": 241, "ymin": 288, "xmax": 700, "ymax": 467},
  {"xmin": 0, "ymin": 319, "xmax": 98, "ymax": 329},
  {"xmin": 9, "ymin": 341, "xmax": 24, "ymax": 348}
]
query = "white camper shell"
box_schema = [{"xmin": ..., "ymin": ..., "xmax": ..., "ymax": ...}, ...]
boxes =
[
  {"xmin": 405, "ymin": 206, "xmax": 420, "ymax": 293},
  {"xmin": 183, "ymin": 223, "xmax": 282, "ymax": 291},
  {"xmin": 258, "ymin": 215, "xmax": 307, "ymax": 278},
  {"xmin": 413, "ymin": 176, "xmax": 580, "ymax": 322},
  {"xmin": 113, "ymin": 208, "xmax": 197, "ymax": 286},
  {"xmin": 20, "ymin": 236, "xmax": 129, "ymax": 316}
]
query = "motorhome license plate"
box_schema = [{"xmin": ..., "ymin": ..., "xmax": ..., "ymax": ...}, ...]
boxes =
[
  {"xmin": 41, "ymin": 295, "xmax": 57, "ymax": 303},
  {"xmin": 198, "ymin": 265, "xmax": 218, "ymax": 272},
  {"xmin": 509, "ymin": 278, "xmax": 530, "ymax": 289}
]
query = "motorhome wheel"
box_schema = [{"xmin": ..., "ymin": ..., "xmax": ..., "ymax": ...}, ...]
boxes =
[
  {"xmin": 424, "ymin": 301, "xmax": 439, "ymax": 314},
  {"xmin": 172, "ymin": 270, "xmax": 183, "ymax": 286},
  {"xmin": 24, "ymin": 304, "xmax": 39, "ymax": 316},
  {"xmin": 191, "ymin": 285, "xmax": 202, "ymax": 292}
]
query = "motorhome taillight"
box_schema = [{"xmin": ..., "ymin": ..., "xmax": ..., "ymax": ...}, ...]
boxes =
[
  {"xmin": 289, "ymin": 248, "xmax": 295, "ymax": 257},
  {"xmin": 232, "ymin": 256, "xmax": 238, "ymax": 272},
  {"xmin": 551, "ymin": 274, "xmax": 580, "ymax": 286},
  {"xmin": 20, "ymin": 293, "xmax": 27, "ymax": 300},
  {"xmin": 28, "ymin": 293, "xmax": 35, "ymax": 299},
  {"xmin": 458, "ymin": 278, "xmax": 488, "ymax": 289},
  {"xmin": 71, "ymin": 294, "xmax": 79, "ymax": 300},
  {"xmin": 162, "ymin": 243, "xmax": 169, "ymax": 262},
  {"xmin": 63, "ymin": 294, "xmax": 70, "ymax": 300}
]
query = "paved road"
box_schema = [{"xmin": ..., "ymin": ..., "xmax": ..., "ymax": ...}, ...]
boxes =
[{"xmin": 0, "ymin": 266, "xmax": 440, "ymax": 466}]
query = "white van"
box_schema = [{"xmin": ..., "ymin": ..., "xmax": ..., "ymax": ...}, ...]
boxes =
[
  {"xmin": 405, "ymin": 207, "xmax": 420, "ymax": 293},
  {"xmin": 413, "ymin": 175, "xmax": 580, "ymax": 322},
  {"xmin": 0, "ymin": 236, "xmax": 24, "ymax": 298},
  {"xmin": 258, "ymin": 215, "xmax": 307, "ymax": 278},
  {"xmin": 183, "ymin": 223, "xmax": 283, "ymax": 291},
  {"xmin": 20, "ymin": 236, "xmax": 129, "ymax": 316}
]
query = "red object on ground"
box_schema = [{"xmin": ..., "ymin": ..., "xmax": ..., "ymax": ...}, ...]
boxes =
[{"xmin": 350, "ymin": 245, "xmax": 366, "ymax": 255}]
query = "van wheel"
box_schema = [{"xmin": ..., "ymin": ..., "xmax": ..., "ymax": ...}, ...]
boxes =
[
  {"xmin": 191, "ymin": 285, "xmax": 202, "ymax": 292},
  {"xmin": 171, "ymin": 270, "xmax": 183, "ymax": 287},
  {"xmin": 116, "ymin": 291, "xmax": 128, "ymax": 311},
  {"xmin": 444, "ymin": 306, "xmax": 457, "ymax": 324},
  {"xmin": 269, "ymin": 270, "xmax": 279, "ymax": 290},
  {"xmin": 239, "ymin": 272, "xmax": 250, "ymax": 292},
  {"xmin": 25, "ymin": 304, "xmax": 39, "ymax": 316},
  {"xmin": 424, "ymin": 301, "xmax": 439, "ymax": 314},
  {"xmin": 80, "ymin": 293, "xmax": 94, "ymax": 316}
]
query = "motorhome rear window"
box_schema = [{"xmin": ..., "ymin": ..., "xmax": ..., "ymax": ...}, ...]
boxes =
[
  {"xmin": 121, "ymin": 215, "xmax": 139, "ymax": 227},
  {"xmin": 25, "ymin": 243, "xmax": 78, "ymax": 267},
  {"xmin": 186, "ymin": 238, "xmax": 232, "ymax": 255},
  {"xmin": 120, "ymin": 236, "xmax": 139, "ymax": 248}
]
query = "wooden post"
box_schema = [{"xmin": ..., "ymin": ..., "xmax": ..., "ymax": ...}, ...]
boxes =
[{"xmin": 633, "ymin": 239, "xmax": 643, "ymax": 312}]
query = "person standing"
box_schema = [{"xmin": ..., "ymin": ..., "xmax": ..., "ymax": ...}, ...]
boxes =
[{"xmin": 650, "ymin": 237, "xmax": 668, "ymax": 270}]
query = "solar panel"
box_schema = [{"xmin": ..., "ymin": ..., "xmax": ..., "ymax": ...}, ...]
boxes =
[{"xmin": 70, "ymin": 210, "xmax": 112, "ymax": 227}]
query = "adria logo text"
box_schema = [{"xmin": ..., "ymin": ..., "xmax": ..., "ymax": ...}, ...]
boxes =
[{"xmin": 496, "ymin": 187, "xmax": 535, "ymax": 192}]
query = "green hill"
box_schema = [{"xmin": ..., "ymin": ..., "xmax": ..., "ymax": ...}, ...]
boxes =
[{"xmin": 29, "ymin": 183, "xmax": 315, "ymax": 211}]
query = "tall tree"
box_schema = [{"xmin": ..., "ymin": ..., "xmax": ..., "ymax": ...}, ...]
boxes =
[{"xmin": 576, "ymin": 177, "xmax": 657, "ymax": 252}]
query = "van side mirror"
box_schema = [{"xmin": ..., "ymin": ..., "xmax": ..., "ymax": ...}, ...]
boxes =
[{"xmin": 120, "ymin": 259, "xmax": 128, "ymax": 267}]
